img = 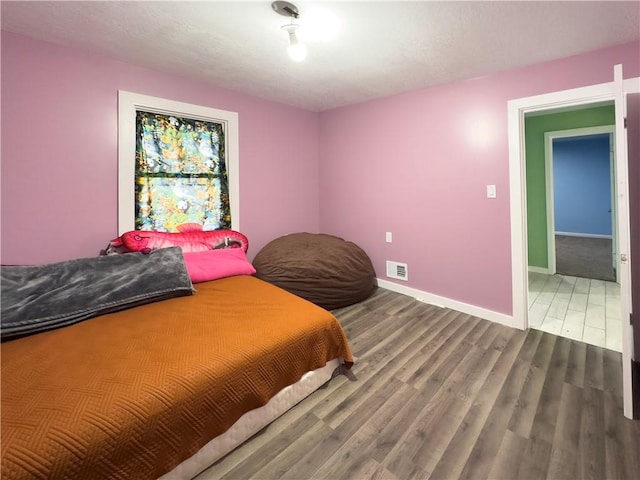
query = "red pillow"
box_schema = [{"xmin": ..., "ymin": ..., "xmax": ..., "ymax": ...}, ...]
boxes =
[{"xmin": 182, "ymin": 248, "xmax": 256, "ymax": 283}]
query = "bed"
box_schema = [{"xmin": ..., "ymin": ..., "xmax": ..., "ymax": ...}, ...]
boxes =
[{"xmin": 1, "ymin": 271, "xmax": 353, "ymax": 479}]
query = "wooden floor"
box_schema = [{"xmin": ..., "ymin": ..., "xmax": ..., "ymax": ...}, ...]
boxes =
[{"xmin": 196, "ymin": 288, "xmax": 640, "ymax": 480}]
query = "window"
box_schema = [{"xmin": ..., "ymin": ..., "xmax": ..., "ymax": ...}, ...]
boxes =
[{"xmin": 118, "ymin": 91, "xmax": 239, "ymax": 234}]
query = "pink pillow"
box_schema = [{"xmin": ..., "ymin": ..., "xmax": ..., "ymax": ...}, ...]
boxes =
[{"xmin": 182, "ymin": 248, "xmax": 256, "ymax": 283}]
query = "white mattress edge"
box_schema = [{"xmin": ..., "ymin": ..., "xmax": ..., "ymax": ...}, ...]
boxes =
[{"xmin": 159, "ymin": 358, "xmax": 342, "ymax": 480}]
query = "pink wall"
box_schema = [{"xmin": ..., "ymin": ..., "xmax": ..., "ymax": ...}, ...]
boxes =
[
  {"xmin": 318, "ymin": 41, "xmax": 640, "ymax": 316},
  {"xmin": 1, "ymin": 31, "xmax": 320, "ymax": 265},
  {"xmin": 2, "ymin": 31, "xmax": 638, "ymax": 318}
]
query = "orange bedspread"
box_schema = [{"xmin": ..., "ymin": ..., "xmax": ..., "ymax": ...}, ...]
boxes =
[{"xmin": 1, "ymin": 275, "xmax": 353, "ymax": 479}]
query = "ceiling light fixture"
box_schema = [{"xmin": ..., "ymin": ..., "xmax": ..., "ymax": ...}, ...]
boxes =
[{"xmin": 272, "ymin": 1, "xmax": 307, "ymax": 62}]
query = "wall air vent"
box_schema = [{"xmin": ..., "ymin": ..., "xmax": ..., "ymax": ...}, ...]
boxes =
[{"xmin": 386, "ymin": 261, "xmax": 408, "ymax": 281}]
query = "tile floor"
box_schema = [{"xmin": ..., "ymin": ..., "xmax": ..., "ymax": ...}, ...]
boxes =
[{"xmin": 528, "ymin": 271, "xmax": 621, "ymax": 352}]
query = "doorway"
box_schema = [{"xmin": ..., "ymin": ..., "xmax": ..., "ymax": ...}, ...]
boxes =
[
  {"xmin": 524, "ymin": 113, "xmax": 622, "ymax": 352},
  {"xmin": 508, "ymin": 67, "xmax": 637, "ymax": 419},
  {"xmin": 549, "ymin": 131, "xmax": 616, "ymax": 283}
]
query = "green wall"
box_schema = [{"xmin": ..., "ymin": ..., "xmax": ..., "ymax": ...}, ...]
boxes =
[{"xmin": 525, "ymin": 105, "xmax": 615, "ymax": 268}]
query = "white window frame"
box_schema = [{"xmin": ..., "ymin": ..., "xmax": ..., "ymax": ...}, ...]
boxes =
[{"xmin": 117, "ymin": 91, "xmax": 239, "ymax": 234}]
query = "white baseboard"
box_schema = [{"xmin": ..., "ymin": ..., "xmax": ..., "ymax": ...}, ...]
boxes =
[
  {"xmin": 528, "ymin": 266, "xmax": 552, "ymax": 275},
  {"xmin": 555, "ymin": 232, "xmax": 612, "ymax": 239},
  {"xmin": 375, "ymin": 278, "xmax": 514, "ymax": 329}
]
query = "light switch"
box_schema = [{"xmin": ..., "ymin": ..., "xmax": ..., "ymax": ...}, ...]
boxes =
[
  {"xmin": 487, "ymin": 185, "xmax": 497, "ymax": 199},
  {"xmin": 386, "ymin": 232, "xmax": 393, "ymax": 243}
]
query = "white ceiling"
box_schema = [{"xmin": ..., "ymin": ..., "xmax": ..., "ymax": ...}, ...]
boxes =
[{"xmin": 2, "ymin": 1, "xmax": 639, "ymax": 111}]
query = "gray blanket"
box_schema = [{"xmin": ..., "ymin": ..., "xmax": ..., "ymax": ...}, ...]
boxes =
[{"xmin": 1, "ymin": 247, "xmax": 194, "ymax": 341}]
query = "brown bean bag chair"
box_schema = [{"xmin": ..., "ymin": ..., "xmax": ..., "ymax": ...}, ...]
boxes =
[{"xmin": 253, "ymin": 233, "xmax": 376, "ymax": 310}]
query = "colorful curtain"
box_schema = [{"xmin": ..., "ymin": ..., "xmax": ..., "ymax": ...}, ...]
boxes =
[{"xmin": 135, "ymin": 111, "xmax": 230, "ymax": 231}]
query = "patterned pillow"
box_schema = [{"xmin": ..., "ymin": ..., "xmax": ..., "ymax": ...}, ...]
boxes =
[{"xmin": 108, "ymin": 225, "xmax": 249, "ymax": 254}]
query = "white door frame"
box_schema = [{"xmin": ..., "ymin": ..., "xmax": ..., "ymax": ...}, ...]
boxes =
[
  {"xmin": 610, "ymin": 134, "xmax": 618, "ymax": 279},
  {"xmin": 543, "ymin": 125, "xmax": 616, "ymax": 276},
  {"xmin": 508, "ymin": 70, "xmax": 639, "ymax": 419}
]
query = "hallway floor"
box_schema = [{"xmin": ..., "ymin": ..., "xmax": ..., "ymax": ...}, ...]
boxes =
[{"xmin": 528, "ymin": 272, "xmax": 621, "ymax": 352}]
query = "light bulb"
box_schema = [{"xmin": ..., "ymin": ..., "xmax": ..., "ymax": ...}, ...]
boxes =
[
  {"xmin": 287, "ymin": 42, "xmax": 307, "ymax": 61},
  {"xmin": 282, "ymin": 23, "xmax": 307, "ymax": 62}
]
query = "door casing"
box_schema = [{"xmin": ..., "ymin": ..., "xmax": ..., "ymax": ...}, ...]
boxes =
[{"xmin": 508, "ymin": 70, "xmax": 638, "ymax": 418}]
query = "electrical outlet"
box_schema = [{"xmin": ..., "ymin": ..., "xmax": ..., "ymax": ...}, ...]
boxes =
[
  {"xmin": 487, "ymin": 184, "xmax": 497, "ymax": 198},
  {"xmin": 386, "ymin": 232, "xmax": 392, "ymax": 243}
]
